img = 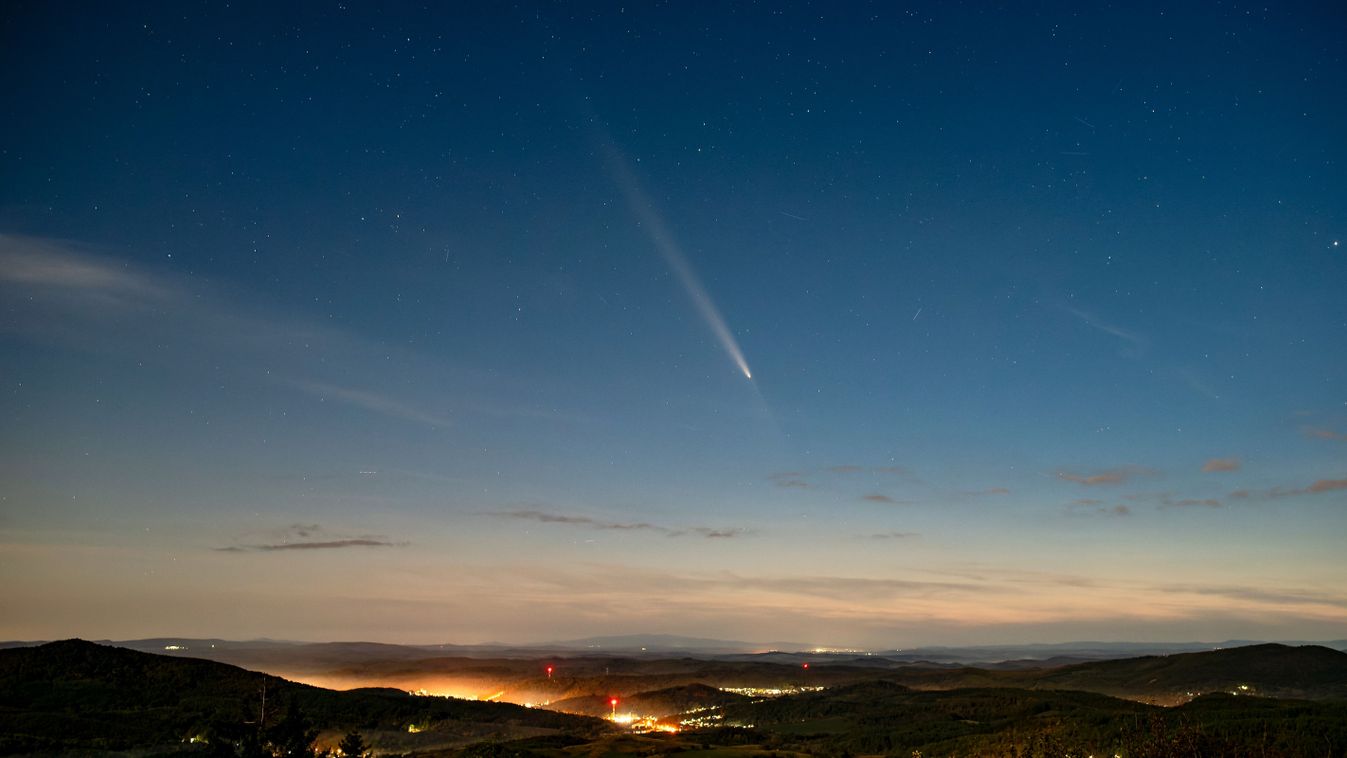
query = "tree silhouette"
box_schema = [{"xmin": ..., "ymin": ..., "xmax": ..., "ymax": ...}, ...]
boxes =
[
  {"xmin": 337, "ymin": 730, "xmax": 369, "ymax": 758},
  {"xmin": 267, "ymin": 698, "xmax": 320, "ymax": 757}
]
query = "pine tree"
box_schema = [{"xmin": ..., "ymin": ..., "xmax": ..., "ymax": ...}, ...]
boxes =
[
  {"xmin": 337, "ymin": 730, "xmax": 369, "ymax": 758},
  {"xmin": 267, "ymin": 698, "xmax": 319, "ymax": 757}
]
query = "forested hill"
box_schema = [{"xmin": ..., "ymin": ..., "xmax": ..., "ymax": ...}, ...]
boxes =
[
  {"xmin": 717, "ymin": 678, "xmax": 1347, "ymax": 757},
  {"xmin": 0, "ymin": 639, "xmax": 605, "ymax": 755},
  {"xmin": 1027, "ymin": 643, "xmax": 1347, "ymax": 701},
  {"xmin": 867, "ymin": 643, "xmax": 1347, "ymax": 703}
]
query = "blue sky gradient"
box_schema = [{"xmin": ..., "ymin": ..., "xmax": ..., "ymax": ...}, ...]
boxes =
[{"xmin": 2, "ymin": 1, "xmax": 1344, "ymax": 646}]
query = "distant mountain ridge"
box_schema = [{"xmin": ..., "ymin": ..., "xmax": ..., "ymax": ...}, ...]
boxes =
[
  {"xmin": 537, "ymin": 633, "xmax": 813, "ymax": 653},
  {"xmin": 6, "ymin": 634, "xmax": 1344, "ymax": 660}
]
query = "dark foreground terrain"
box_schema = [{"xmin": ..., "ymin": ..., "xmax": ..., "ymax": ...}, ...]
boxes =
[
  {"xmin": 2, "ymin": 640, "xmax": 1346, "ymax": 756},
  {"xmin": 0, "ymin": 640, "xmax": 606, "ymax": 756}
]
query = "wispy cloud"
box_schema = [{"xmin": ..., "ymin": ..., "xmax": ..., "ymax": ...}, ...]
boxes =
[
  {"xmin": 496, "ymin": 509, "xmax": 667, "ymax": 532},
  {"xmin": 1056, "ymin": 466, "xmax": 1151, "ymax": 486},
  {"xmin": 368, "ymin": 561, "xmax": 1347, "ymax": 637},
  {"xmin": 1177, "ymin": 367, "xmax": 1221, "ymax": 400},
  {"xmin": 1201, "ymin": 458, "xmax": 1241, "ymax": 473},
  {"xmin": 0, "ymin": 235, "xmax": 168, "ymax": 300},
  {"xmin": 1122, "ymin": 491, "xmax": 1224, "ymax": 509},
  {"xmin": 865, "ymin": 531, "xmax": 919, "ymax": 540},
  {"xmin": 1308, "ymin": 478, "xmax": 1347, "ymax": 493},
  {"xmin": 732, "ymin": 573, "xmax": 991, "ymax": 600},
  {"xmin": 216, "ymin": 524, "xmax": 405, "ymax": 553},
  {"xmin": 769, "ymin": 472, "xmax": 811, "ymax": 489},
  {"xmin": 1058, "ymin": 471, "xmax": 1125, "ymax": 486},
  {"xmin": 219, "ymin": 538, "xmax": 402, "ymax": 553},
  {"xmin": 288, "ymin": 379, "xmax": 452, "ymax": 428},
  {"xmin": 1303, "ymin": 427, "xmax": 1347, "ymax": 442},
  {"xmin": 772, "ymin": 465, "xmax": 911, "ymax": 488},
  {"xmin": 488, "ymin": 508, "xmax": 748, "ymax": 539},
  {"xmin": 827, "ymin": 464, "xmax": 911, "ymax": 476},
  {"xmin": 860, "ymin": 493, "xmax": 902, "ymax": 504},
  {"xmin": 962, "ymin": 487, "xmax": 1011, "ymax": 497},
  {"xmin": 1067, "ymin": 501, "xmax": 1130, "ymax": 517},
  {"xmin": 1153, "ymin": 583, "xmax": 1347, "ymax": 608},
  {"xmin": 1163, "ymin": 497, "xmax": 1222, "ymax": 509},
  {"xmin": 1227, "ymin": 477, "xmax": 1347, "ymax": 500},
  {"xmin": 0, "ymin": 235, "xmax": 584, "ymax": 429},
  {"xmin": 1065, "ymin": 306, "xmax": 1146, "ymax": 355},
  {"xmin": 689, "ymin": 527, "xmax": 746, "ymax": 539}
]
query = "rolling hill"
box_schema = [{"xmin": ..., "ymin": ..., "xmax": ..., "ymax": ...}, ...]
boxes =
[
  {"xmin": 1019, "ymin": 643, "xmax": 1347, "ymax": 703},
  {"xmin": 0, "ymin": 640, "xmax": 606, "ymax": 755},
  {"xmin": 717, "ymin": 678, "xmax": 1347, "ymax": 757},
  {"xmin": 550, "ymin": 682, "xmax": 752, "ymax": 718}
]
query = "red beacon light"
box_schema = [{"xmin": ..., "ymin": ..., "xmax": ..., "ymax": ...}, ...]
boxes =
[
  {"xmin": 546, "ymin": 666, "xmax": 554, "ymax": 678},
  {"xmin": 802, "ymin": 662, "xmax": 809, "ymax": 669}
]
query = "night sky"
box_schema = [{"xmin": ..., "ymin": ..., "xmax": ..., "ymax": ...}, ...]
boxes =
[{"xmin": 2, "ymin": 2, "xmax": 1344, "ymax": 647}]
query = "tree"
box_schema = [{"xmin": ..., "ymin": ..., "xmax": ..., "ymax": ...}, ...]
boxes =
[
  {"xmin": 267, "ymin": 698, "xmax": 320, "ymax": 757},
  {"xmin": 204, "ymin": 706, "xmax": 269, "ymax": 758},
  {"xmin": 337, "ymin": 730, "xmax": 369, "ymax": 758}
]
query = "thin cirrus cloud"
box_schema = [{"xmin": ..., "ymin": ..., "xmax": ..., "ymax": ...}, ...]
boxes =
[
  {"xmin": 287, "ymin": 379, "xmax": 453, "ymax": 428},
  {"xmin": 1064, "ymin": 306, "xmax": 1147, "ymax": 355},
  {"xmin": 773, "ymin": 465, "xmax": 910, "ymax": 487},
  {"xmin": 1056, "ymin": 467, "xmax": 1151, "ymax": 486},
  {"xmin": 1228, "ymin": 477, "xmax": 1347, "ymax": 500},
  {"xmin": 1067, "ymin": 500, "xmax": 1130, "ymax": 517},
  {"xmin": 828, "ymin": 464, "xmax": 909, "ymax": 476},
  {"xmin": 733, "ymin": 573, "xmax": 988, "ymax": 601},
  {"xmin": 689, "ymin": 527, "xmax": 746, "ymax": 539},
  {"xmin": 1309, "ymin": 478, "xmax": 1347, "ymax": 493},
  {"xmin": 768, "ymin": 472, "xmax": 811, "ymax": 489},
  {"xmin": 1154, "ymin": 582, "xmax": 1347, "ymax": 608},
  {"xmin": 1177, "ymin": 367, "xmax": 1222, "ymax": 401},
  {"xmin": 860, "ymin": 493, "xmax": 903, "ymax": 504},
  {"xmin": 0, "ymin": 234, "xmax": 345, "ymax": 350},
  {"xmin": 961, "ymin": 487, "xmax": 1011, "ymax": 497},
  {"xmin": 1303, "ymin": 427, "xmax": 1346, "ymax": 442},
  {"xmin": 488, "ymin": 508, "xmax": 747, "ymax": 539},
  {"xmin": 217, "ymin": 538, "xmax": 403, "ymax": 553},
  {"xmin": 0, "ymin": 234, "xmax": 168, "ymax": 300},
  {"xmin": 453, "ymin": 564, "xmax": 1347, "ymax": 631},
  {"xmin": 1201, "ymin": 458, "xmax": 1241, "ymax": 473},
  {"xmin": 1163, "ymin": 497, "xmax": 1223, "ymax": 509},
  {"xmin": 215, "ymin": 524, "xmax": 406, "ymax": 553},
  {"xmin": 0, "ymin": 234, "xmax": 574, "ymax": 430},
  {"xmin": 498, "ymin": 563, "xmax": 1347, "ymax": 632}
]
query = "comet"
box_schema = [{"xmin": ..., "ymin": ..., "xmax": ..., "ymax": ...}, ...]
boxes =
[{"xmin": 605, "ymin": 147, "xmax": 754, "ymax": 381}]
